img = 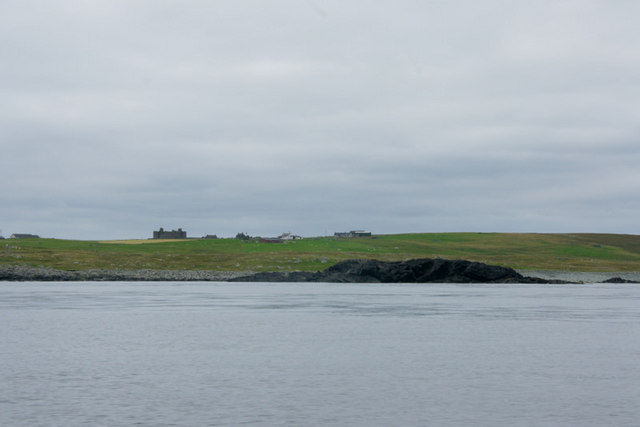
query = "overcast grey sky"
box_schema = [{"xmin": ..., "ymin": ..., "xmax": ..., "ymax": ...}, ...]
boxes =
[{"xmin": 2, "ymin": 0, "xmax": 639, "ymax": 240}]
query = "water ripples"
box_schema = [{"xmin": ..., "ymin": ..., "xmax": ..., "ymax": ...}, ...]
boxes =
[{"xmin": 2, "ymin": 282, "xmax": 639, "ymax": 322}]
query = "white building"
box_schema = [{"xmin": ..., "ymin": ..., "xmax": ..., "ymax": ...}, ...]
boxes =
[{"xmin": 278, "ymin": 232, "xmax": 302, "ymax": 240}]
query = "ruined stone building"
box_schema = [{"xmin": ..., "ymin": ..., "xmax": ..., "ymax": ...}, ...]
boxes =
[{"xmin": 152, "ymin": 228, "xmax": 187, "ymax": 239}]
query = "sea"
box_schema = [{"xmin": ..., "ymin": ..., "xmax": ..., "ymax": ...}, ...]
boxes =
[{"xmin": 1, "ymin": 281, "xmax": 639, "ymax": 426}]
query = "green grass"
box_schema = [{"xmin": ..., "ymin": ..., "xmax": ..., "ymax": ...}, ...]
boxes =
[{"xmin": 2, "ymin": 233, "xmax": 640, "ymax": 272}]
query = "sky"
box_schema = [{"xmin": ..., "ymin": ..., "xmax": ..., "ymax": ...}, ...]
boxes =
[{"xmin": 2, "ymin": 0, "xmax": 640, "ymax": 240}]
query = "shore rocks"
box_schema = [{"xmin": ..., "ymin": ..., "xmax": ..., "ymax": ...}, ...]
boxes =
[
  {"xmin": 0, "ymin": 266, "xmax": 248, "ymax": 282},
  {"xmin": 601, "ymin": 277, "xmax": 640, "ymax": 284},
  {"xmin": 2, "ymin": 259, "xmax": 636, "ymax": 283},
  {"xmin": 230, "ymin": 258, "xmax": 568, "ymax": 283}
]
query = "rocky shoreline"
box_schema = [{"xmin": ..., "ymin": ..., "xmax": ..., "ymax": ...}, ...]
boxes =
[
  {"xmin": 0, "ymin": 266, "xmax": 249, "ymax": 282},
  {"xmin": 2, "ymin": 259, "xmax": 638, "ymax": 283},
  {"xmin": 229, "ymin": 258, "xmax": 570, "ymax": 283},
  {"xmin": 517, "ymin": 269, "xmax": 640, "ymax": 283}
]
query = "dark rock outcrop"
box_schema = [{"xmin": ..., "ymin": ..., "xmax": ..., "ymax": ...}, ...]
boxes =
[
  {"xmin": 602, "ymin": 277, "xmax": 640, "ymax": 284},
  {"xmin": 230, "ymin": 258, "xmax": 568, "ymax": 283}
]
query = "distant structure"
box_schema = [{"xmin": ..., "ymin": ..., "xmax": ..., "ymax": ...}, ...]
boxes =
[
  {"xmin": 278, "ymin": 232, "xmax": 302, "ymax": 240},
  {"xmin": 202, "ymin": 234, "xmax": 218, "ymax": 239},
  {"xmin": 10, "ymin": 233, "xmax": 40, "ymax": 239},
  {"xmin": 259, "ymin": 237, "xmax": 283, "ymax": 243},
  {"xmin": 257, "ymin": 232, "xmax": 303, "ymax": 243},
  {"xmin": 152, "ymin": 228, "xmax": 187, "ymax": 239},
  {"xmin": 334, "ymin": 230, "xmax": 372, "ymax": 238}
]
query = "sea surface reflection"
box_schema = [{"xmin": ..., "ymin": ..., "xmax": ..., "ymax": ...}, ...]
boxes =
[{"xmin": 2, "ymin": 282, "xmax": 639, "ymax": 426}]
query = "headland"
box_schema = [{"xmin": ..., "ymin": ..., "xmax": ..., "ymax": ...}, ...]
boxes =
[{"xmin": 2, "ymin": 233, "xmax": 640, "ymax": 282}]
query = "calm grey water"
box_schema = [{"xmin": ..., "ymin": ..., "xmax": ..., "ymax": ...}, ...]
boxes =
[{"xmin": 1, "ymin": 282, "xmax": 639, "ymax": 426}]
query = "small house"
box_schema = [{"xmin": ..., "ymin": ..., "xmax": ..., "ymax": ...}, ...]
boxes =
[
  {"xmin": 334, "ymin": 230, "xmax": 372, "ymax": 238},
  {"xmin": 278, "ymin": 232, "xmax": 302, "ymax": 240}
]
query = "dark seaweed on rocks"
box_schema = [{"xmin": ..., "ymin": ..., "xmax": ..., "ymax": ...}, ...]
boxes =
[
  {"xmin": 0, "ymin": 259, "xmax": 587, "ymax": 283},
  {"xmin": 601, "ymin": 277, "xmax": 640, "ymax": 283},
  {"xmin": 230, "ymin": 258, "xmax": 570, "ymax": 283}
]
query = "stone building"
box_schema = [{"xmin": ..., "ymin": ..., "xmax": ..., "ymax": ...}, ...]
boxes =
[
  {"xmin": 153, "ymin": 228, "xmax": 187, "ymax": 239},
  {"xmin": 10, "ymin": 233, "xmax": 40, "ymax": 239},
  {"xmin": 334, "ymin": 230, "xmax": 372, "ymax": 238}
]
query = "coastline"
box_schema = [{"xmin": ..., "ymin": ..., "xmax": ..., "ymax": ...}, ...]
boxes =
[
  {"xmin": 518, "ymin": 270, "xmax": 640, "ymax": 283},
  {"xmin": 3, "ymin": 260, "xmax": 639, "ymax": 283},
  {"xmin": 0, "ymin": 266, "xmax": 250, "ymax": 282}
]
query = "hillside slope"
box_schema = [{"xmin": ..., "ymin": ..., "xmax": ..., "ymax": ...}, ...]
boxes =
[{"xmin": 2, "ymin": 233, "xmax": 640, "ymax": 272}]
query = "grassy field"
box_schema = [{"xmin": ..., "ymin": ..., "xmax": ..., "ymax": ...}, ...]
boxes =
[{"xmin": 2, "ymin": 233, "xmax": 640, "ymax": 272}]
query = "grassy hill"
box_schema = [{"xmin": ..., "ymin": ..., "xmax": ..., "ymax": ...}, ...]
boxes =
[{"xmin": 2, "ymin": 233, "xmax": 640, "ymax": 272}]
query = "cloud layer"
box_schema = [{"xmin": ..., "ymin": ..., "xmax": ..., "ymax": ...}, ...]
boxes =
[{"xmin": 2, "ymin": 0, "xmax": 639, "ymax": 239}]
